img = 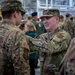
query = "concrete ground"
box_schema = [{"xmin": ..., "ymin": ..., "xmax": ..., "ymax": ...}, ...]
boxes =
[
  {"xmin": 35, "ymin": 68, "xmax": 40, "ymax": 75},
  {"xmin": 35, "ymin": 59, "xmax": 40, "ymax": 75}
]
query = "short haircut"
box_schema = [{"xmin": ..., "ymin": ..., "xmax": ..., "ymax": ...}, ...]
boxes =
[
  {"xmin": 59, "ymin": 15, "xmax": 64, "ymax": 19},
  {"xmin": 66, "ymin": 13, "xmax": 70, "ymax": 17}
]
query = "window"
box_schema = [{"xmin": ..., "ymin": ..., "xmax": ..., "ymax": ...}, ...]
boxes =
[
  {"xmin": 39, "ymin": 0, "xmax": 46, "ymax": 7},
  {"xmin": 53, "ymin": 0, "xmax": 69, "ymax": 6},
  {"xmin": 48, "ymin": 0, "xmax": 51, "ymax": 6},
  {"xmin": 73, "ymin": 0, "xmax": 75, "ymax": 6},
  {"xmin": 39, "ymin": 0, "xmax": 46, "ymax": 4}
]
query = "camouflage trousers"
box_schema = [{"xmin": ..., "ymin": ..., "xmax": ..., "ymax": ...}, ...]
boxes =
[
  {"xmin": 59, "ymin": 59, "xmax": 75, "ymax": 75},
  {"xmin": 40, "ymin": 58, "xmax": 58, "ymax": 75}
]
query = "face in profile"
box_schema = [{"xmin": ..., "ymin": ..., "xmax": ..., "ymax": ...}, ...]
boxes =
[
  {"xmin": 16, "ymin": 11, "xmax": 25, "ymax": 26},
  {"xmin": 43, "ymin": 16, "xmax": 59, "ymax": 33}
]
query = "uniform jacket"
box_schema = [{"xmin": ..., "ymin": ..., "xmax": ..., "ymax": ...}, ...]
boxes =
[
  {"xmin": 0, "ymin": 19, "xmax": 30, "ymax": 75},
  {"xmin": 59, "ymin": 38, "xmax": 75, "ymax": 75},
  {"xmin": 39, "ymin": 29, "xmax": 71, "ymax": 75},
  {"xmin": 63, "ymin": 19, "xmax": 74, "ymax": 38}
]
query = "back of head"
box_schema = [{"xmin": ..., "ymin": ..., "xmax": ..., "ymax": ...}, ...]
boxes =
[
  {"xmin": 28, "ymin": 16, "xmax": 32, "ymax": 20},
  {"xmin": 1, "ymin": 0, "xmax": 26, "ymax": 18},
  {"xmin": 70, "ymin": 16, "xmax": 73, "ymax": 21},
  {"xmin": 59, "ymin": 15, "xmax": 64, "ymax": 19},
  {"xmin": 66, "ymin": 13, "xmax": 71, "ymax": 18},
  {"xmin": 59, "ymin": 15, "xmax": 64, "ymax": 21},
  {"xmin": 25, "ymin": 21, "xmax": 36, "ymax": 32}
]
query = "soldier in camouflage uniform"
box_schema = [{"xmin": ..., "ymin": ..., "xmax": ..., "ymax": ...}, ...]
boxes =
[
  {"xmin": 63, "ymin": 13, "xmax": 74, "ymax": 38},
  {"xmin": 31, "ymin": 12, "xmax": 42, "ymax": 36},
  {"xmin": 0, "ymin": 1, "xmax": 49, "ymax": 75},
  {"xmin": 40, "ymin": 9, "xmax": 71, "ymax": 75},
  {"xmin": 59, "ymin": 38, "xmax": 75, "ymax": 75},
  {"xmin": 0, "ymin": 0, "xmax": 30, "ymax": 75},
  {"xmin": 58, "ymin": 15, "xmax": 64, "ymax": 30}
]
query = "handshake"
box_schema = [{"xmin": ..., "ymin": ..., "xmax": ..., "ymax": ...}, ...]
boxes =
[{"xmin": 30, "ymin": 38, "xmax": 50, "ymax": 53}]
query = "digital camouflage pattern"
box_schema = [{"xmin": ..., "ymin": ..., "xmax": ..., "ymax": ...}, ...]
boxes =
[
  {"xmin": 0, "ymin": 19, "xmax": 30, "ymax": 75},
  {"xmin": 58, "ymin": 22, "xmax": 64, "ymax": 30},
  {"xmin": 39, "ymin": 29, "xmax": 71, "ymax": 75},
  {"xmin": 0, "ymin": 19, "xmax": 49, "ymax": 75},
  {"xmin": 59, "ymin": 38, "xmax": 75, "ymax": 75}
]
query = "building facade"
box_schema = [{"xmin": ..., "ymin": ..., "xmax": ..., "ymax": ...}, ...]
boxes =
[
  {"xmin": 0, "ymin": 0, "xmax": 75, "ymax": 18},
  {"xmin": 37, "ymin": 0, "xmax": 75, "ymax": 17},
  {"xmin": 20, "ymin": 0, "xmax": 75, "ymax": 18}
]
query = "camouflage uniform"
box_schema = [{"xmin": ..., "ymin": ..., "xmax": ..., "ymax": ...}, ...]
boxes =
[
  {"xmin": 63, "ymin": 19, "xmax": 74, "ymax": 38},
  {"xmin": 40, "ymin": 9, "xmax": 71, "ymax": 75},
  {"xmin": 0, "ymin": 1, "xmax": 50, "ymax": 75},
  {"xmin": 0, "ymin": 20, "xmax": 30, "ymax": 75},
  {"xmin": 0, "ymin": 0, "xmax": 29, "ymax": 75},
  {"xmin": 58, "ymin": 21, "xmax": 64, "ymax": 30},
  {"xmin": 40, "ymin": 29, "xmax": 71, "ymax": 75},
  {"xmin": 59, "ymin": 38, "xmax": 75, "ymax": 75}
]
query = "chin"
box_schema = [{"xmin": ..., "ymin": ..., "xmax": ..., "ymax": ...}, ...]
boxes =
[
  {"xmin": 46, "ymin": 29, "xmax": 50, "ymax": 32},
  {"xmin": 16, "ymin": 23, "xmax": 20, "ymax": 26}
]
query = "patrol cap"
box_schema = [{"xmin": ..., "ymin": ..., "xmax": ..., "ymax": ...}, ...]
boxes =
[
  {"xmin": 1, "ymin": 0, "xmax": 26, "ymax": 14},
  {"xmin": 31, "ymin": 12, "xmax": 37, "ymax": 17},
  {"xmin": 40, "ymin": 9, "xmax": 60, "ymax": 19}
]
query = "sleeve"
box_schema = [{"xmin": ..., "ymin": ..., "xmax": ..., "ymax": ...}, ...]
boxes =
[
  {"xmin": 27, "ymin": 35, "xmax": 49, "ymax": 52},
  {"xmin": 59, "ymin": 37, "xmax": 75, "ymax": 67},
  {"xmin": 28, "ymin": 36, "xmax": 44, "ymax": 52},
  {"xmin": 12, "ymin": 32, "xmax": 30, "ymax": 75},
  {"xmin": 59, "ymin": 38, "xmax": 75, "ymax": 75}
]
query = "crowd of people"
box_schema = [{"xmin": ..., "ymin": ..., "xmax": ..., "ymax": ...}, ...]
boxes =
[{"xmin": 0, "ymin": 0, "xmax": 75, "ymax": 75}]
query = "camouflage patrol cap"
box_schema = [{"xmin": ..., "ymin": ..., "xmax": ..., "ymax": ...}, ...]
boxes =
[
  {"xmin": 1, "ymin": 0, "xmax": 26, "ymax": 13},
  {"xmin": 40, "ymin": 9, "xmax": 60, "ymax": 19}
]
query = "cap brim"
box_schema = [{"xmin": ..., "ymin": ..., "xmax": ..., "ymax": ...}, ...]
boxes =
[
  {"xmin": 40, "ymin": 15, "xmax": 53, "ymax": 19},
  {"xmin": 20, "ymin": 8, "xmax": 27, "ymax": 16},
  {"xmin": 20, "ymin": 7, "xmax": 27, "ymax": 13}
]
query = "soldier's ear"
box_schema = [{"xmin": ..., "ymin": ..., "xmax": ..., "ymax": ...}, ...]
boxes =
[
  {"xmin": 13, "ymin": 11, "xmax": 17, "ymax": 18},
  {"xmin": 55, "ymin": 16, "xmax": 59, "ymax": 23}
]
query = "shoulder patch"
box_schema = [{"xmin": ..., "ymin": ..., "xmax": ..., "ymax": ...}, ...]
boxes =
[{"xmin": 57, "ymin": 33, "xmax": 64, "ymax": 38}]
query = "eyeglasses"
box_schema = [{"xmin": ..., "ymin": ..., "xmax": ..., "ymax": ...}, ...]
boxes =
[{"xmin": 21, "ymin": 12, "xmax": 26, "ymax": 16}]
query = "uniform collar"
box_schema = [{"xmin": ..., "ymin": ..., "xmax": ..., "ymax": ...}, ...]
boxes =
[{"xmin": 2, "ymin": 19, "xmax": 16, "ymax": 27}]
